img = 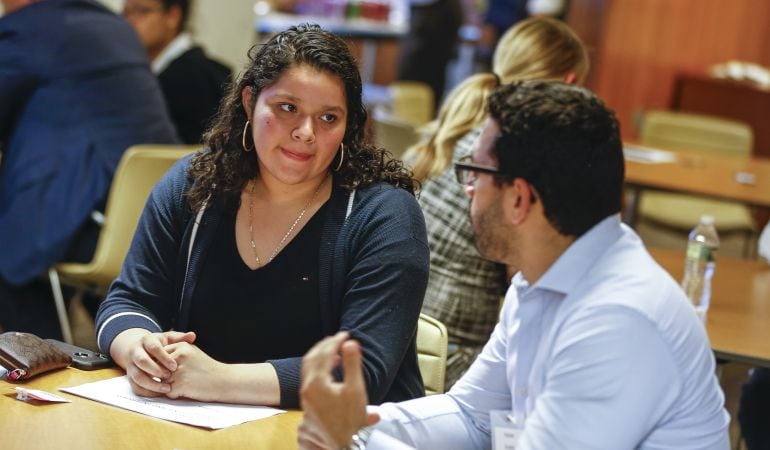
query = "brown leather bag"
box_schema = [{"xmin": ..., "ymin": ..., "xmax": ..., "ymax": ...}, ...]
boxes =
[{"xmin": 0, "ymin": 332, "xmax": 72, "ymax": 381}]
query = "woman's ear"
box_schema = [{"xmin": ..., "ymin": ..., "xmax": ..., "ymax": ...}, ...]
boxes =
[
  {"xmin": 241, "ymin": 86, "xmax": 253, "ymax": 120},
  {"xmin": 564, "ymin": 72, "xmax": 577, "ymax": 85}
]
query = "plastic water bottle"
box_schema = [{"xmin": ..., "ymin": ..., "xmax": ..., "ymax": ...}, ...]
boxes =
[{"xmin": 681, "ymin": 215, "xmax": 720, "ymax": 322}]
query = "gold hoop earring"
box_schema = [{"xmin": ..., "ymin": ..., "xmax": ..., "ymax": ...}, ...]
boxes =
[
  {"xmin": 334, "ymin": 143, "xmax": 345, "ymax": 172},
  {"xmin": 242, "ymin": 120, "xmax": 253, "ymax": 152}
]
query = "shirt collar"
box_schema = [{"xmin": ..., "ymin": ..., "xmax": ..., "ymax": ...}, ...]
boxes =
[
  {"xmin": 152, "ymin": 33, "xmax": 193, "ymax": 74},
  {"xmin": 512, "ymin": 214, "xmax": 624, "ymax": 296}
]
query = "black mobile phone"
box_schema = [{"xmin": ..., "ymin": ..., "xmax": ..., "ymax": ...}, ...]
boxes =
[{"xmin": 46, "ymin": 339, "xmax": 114, "ymax": 370}]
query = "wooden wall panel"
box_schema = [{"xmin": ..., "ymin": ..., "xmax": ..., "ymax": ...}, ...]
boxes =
[{"xmin": 574, "ymin": 0, "xmax": 770, "ymax": 140}]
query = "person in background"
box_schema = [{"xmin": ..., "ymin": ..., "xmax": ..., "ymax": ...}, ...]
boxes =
[
  {"xmin": 396, "ymin": 0, "xmax": 463, "ymax": 103},
  {"xmin": 737, "ymin": 220, "xmax": 770, "ymax": 450},
  {"xmin": 298, "ymin": 81, "xmax": 730, "ymax": 449},
  {"xmin": 405, "ymin": 16, "xmax": 588, "ymax": 388},
  {"xmin": 123, "ymin": 0, "xmax": 231, "ymax": 144},
  {"xmin": 477, "ymin": 0, "xmax": 568, "ymax": 70},
  {"xmin": 95, "ymin": 24, "xmax": 429, "ymax": 409},
  {"xmin": 0, "ymin": 0, "xmax": 178, "ymax": 338}
]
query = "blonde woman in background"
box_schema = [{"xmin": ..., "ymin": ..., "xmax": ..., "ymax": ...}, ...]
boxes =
[{"xmin": 407, "ymin": 16, "xmax": 589, "ymax": 388}]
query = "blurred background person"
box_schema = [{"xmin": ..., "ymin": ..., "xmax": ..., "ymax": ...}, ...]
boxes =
[
  {"xmin": 737, "ymin": 220, "xmax": 770, "ymax": 450},
  {"xmin": 396, "ymin": 0, "xmax": 463, "ymax": 103},
  {"xmin": 477, "ymin": 0, "xmax": 568, "ymax": 70},
  {"xmin": 0, "ymin": 0, "xmax": 178, "ymax": 338},
  {"xmin": 123, "ymin": 0, "xmax": 231, "ymax": 144},
  {"xmin": 405, "ymin": 16, "xmax": 588, "ymax": 388}
]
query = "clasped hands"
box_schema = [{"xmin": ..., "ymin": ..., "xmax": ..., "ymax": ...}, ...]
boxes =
[{"xmin": 114, "ymin": 329, "xmax": 225, "ymax": 402}]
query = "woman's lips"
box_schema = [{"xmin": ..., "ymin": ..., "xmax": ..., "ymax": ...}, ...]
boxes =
[{"xmin": 281, "ymin": 148, "xmax": 312, "ymax": 161}]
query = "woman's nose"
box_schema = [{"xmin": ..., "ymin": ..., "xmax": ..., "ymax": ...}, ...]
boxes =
[{"xmin": 292, "ymin": 117, "xmax": 315, "ymax": 143}]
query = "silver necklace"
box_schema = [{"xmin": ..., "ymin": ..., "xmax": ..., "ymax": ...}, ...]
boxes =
[{"xmin": 247, "ymin": 176, "xmax": 326, "ymax": 266}]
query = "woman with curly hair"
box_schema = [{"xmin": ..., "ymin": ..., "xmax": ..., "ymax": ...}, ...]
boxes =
[{"xmin": 95, "ymin": 24, "xmax": 429, "ymax": 408}]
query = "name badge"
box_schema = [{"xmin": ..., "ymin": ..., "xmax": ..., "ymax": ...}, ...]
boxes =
[{"xmin": 490, "ymin": 410, "xmax": 523, "ymax": 450}]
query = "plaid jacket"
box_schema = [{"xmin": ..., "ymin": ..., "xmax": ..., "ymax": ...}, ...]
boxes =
[{"xmin": 417, "ymin": 128, "xmax": 508, "ymax": 388}]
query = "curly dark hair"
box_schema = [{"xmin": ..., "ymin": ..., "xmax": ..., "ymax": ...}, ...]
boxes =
[
  {"xmin": 487, "ymin": 81, "xmax": 624, "ymax": 237},
  {"xmin": 187, "ymin": 23, "xmax": 416, "ymax": 212}
]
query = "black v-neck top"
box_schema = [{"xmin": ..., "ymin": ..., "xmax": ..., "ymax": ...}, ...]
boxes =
[{"xmin": 188, "ymin": 202, "xmax": 328, "ymax": 363}]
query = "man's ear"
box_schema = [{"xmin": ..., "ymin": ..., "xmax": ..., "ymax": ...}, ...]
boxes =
[
  {"xmin": 501, "ymin": 178, "xmax": 535, "ymax": 225},
  {"xmin": 165, "ymin": 5, "xmax": 184, "ymax": 34},
  {"xmin": 241, "ymin": 86, "xmax": 253, "ymax": 121}
]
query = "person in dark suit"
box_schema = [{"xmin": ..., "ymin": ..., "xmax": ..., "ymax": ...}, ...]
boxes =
[
  {"xmin": 396, "ymin": 0, "xmax": 463, "ymax": 104},
  {"xmin": 122, "ymin": 0, "xmax": 231, "ymax": 145},
  {"xmin": 0, "ymin": 0, "xmax": 178, "ymax": 338}
]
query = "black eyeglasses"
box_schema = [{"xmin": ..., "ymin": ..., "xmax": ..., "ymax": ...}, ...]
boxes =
[{"xmin": 454, "ymin": 155, "xmax": 501, "ymax": 185}]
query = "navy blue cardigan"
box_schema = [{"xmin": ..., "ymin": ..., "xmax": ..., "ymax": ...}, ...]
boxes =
[{"xmin": 95, "ymin": 155, "xmax": 429, "ymax": 407}]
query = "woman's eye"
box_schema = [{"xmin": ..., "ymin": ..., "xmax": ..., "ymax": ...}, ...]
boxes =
[
  {"xmin": 279, "ymin": 103, "xmax": 296, "ymax": 113},
  {"xmin": 320, "ymin": 113, "xmax": 337, "ymax": 123}
]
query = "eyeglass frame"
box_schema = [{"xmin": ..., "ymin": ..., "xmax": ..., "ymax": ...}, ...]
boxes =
[
  {"xmin": 123, "ymin": 4, "xmax": 166, "ymax": 18},
  {"xmin": 454, "ymin": 155, "xmax": 502, "ymax": 185}
]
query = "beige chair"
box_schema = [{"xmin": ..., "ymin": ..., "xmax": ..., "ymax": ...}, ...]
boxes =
[
  {"xmin": 416, "ymin": 313, "xmax": 449, "ymax": 395},
  {"xmin": 390, "ymin": 81, "xmax": 435, "ymax": 127},
  {"xmin": 637, "ymin": 110, "xmax": 756, "ymax": 252},
  {"xmin": 372, "ymin": 114, "xmax": 420, "ymax": 160},
  {"xmin": 48, "ymin": 145, "xmax": 199, "ymax": 343}
]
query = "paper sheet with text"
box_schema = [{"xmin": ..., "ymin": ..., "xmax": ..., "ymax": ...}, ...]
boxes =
[{"xmin": 61, "ymin": 376, "xmax": 285, "ymax": 429}]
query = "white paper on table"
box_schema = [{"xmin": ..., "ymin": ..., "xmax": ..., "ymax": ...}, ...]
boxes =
[
  {"xmin": 623, "ymin": 145, "xmax": 677, "ymax": 164},
  {"xmin": 60, "ymin": 376, "xmax": 285, "ymax": 429}
]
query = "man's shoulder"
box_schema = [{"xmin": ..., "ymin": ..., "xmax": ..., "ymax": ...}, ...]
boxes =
[
  {"xmin": 571, "ymin": 236, "xmax": 687, "ymax": 319},
  {"xmin": 164, "ymin": 47, "xmax": 231, "ymax": 81},
  {"xmin": 3, "ymin": 0, "xmax": 110, "ymax": 27}
]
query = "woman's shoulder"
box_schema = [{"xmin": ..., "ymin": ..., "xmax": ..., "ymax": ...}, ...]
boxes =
[
  {"xmin": 354, "ymin": 181, "xmax": 417, "ymax": 206},
  {"xmin": 348, "ymin": 182, "xmax": 425, "ymax": 232},
  {"xmin": 148, "ymin": 150, "xmax": 202, "ymax": 207}
]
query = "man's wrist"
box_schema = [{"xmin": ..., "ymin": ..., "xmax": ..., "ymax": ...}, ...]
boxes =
[{"xmin": 343, "ymin": 425, "xmax": 373, "ymax": 450}]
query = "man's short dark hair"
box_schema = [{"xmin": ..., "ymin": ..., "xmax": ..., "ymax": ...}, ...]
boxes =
[{"xmin": 487, "ymin": 81, "xmax": 624, "ymax": 237}]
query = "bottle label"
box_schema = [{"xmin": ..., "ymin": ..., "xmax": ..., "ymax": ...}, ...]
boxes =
[{"xmin": 686, "ymin": 242, "xmax": 714, "ymax": 262}]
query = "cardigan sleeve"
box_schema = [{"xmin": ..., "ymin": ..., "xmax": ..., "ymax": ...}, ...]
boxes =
[
  {"xmin": 269, "ymin": 185, "xmax": 430, "ymax": 407},
  {"xmin": 94, "ymin": 156, "xmax": 193, "ymax": 353}
]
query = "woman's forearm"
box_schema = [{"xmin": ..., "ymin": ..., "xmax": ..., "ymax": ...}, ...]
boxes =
[{"xmin": 215, "ymin": 362, "xmax": 281, "ymax": 406}]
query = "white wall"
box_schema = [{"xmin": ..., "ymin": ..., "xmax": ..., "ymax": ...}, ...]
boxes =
[{"xmin": 187, "ymin": 0, "xmax": 258, "ymax": 74}]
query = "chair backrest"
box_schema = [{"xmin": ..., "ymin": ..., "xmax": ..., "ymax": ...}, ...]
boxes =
[
  {"xmin": 390, "ymin": 81, "xmax": 435, "ymax": 126},
  {"xmin": 640, "ymin": 110, "xmax": 753, "ymax": 156},
  {"xmin": 416, "ymin": 313, "xmax": 448, "ymax": 395},
  {"xmin": 372, "ymin": 115, "xmax": 420, "ymax": 160},
  {"xmin": 56, "ymin": 145, "xmax": 199, "ymax": 286}
]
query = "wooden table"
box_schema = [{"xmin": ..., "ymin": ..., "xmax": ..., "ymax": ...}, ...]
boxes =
[
  {"xmin": 651, "ymin": 248, "xmax": 770, "ymax": 368},
  {"xmin": 623, "ymin": 145, "xmax": 770, "ymax": 226},
  {"xmin": 0, "ymin": 368, "xmax": 302, "ymax": 450}
]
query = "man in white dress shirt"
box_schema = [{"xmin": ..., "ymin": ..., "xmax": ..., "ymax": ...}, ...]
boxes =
[{"xmin": 297, "ymin": 81, "xmax": 730, "ymax": 450}]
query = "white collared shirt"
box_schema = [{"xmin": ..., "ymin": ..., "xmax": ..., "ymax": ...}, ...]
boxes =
[
  {"xmin": 368, "ymin": 215, "xmax": 730, "ymax": 449},
  {"xmin": 151, "ymin": 33, "xmax": 193, "ymax": 74}
]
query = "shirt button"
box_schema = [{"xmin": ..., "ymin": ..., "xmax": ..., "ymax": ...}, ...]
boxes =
[{"xmin": 517, "ymin": 386, "xmax": 527, "ymax": 397}]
